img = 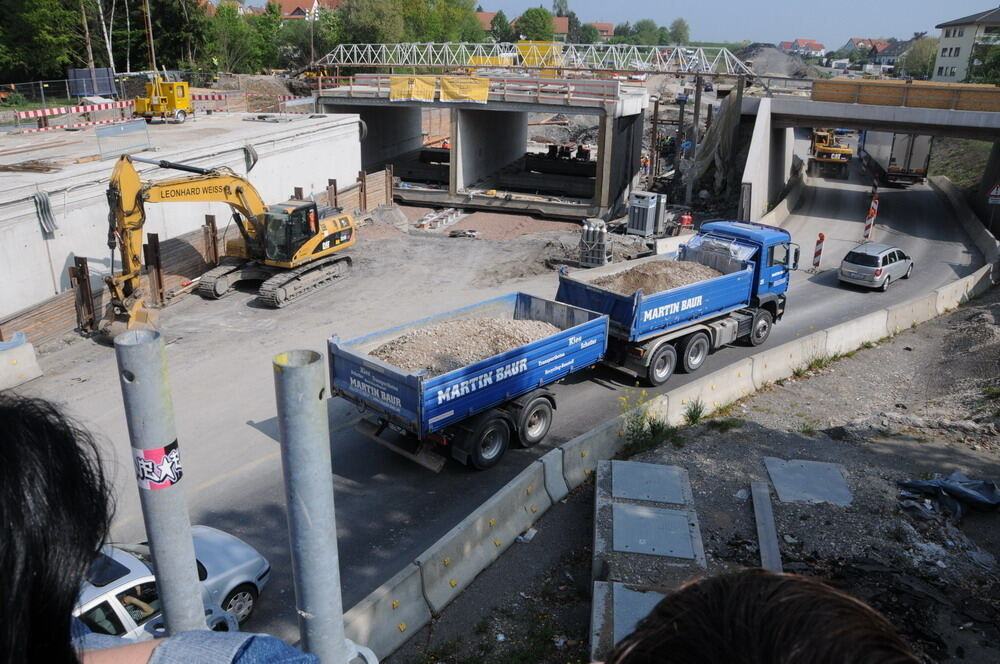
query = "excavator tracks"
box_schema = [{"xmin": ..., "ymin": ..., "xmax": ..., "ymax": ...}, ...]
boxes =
[
  {"xmin": 196, "ymin": 260, "xmax": 246, "ymax": 299},
  {"xmin": 257, "ymin": 256, "xmax": 353, "ymax": 308}
]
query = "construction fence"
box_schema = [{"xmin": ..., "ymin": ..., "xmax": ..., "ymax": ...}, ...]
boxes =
[{"xmin": 0, "ymin": 169, "xmax": 392, "ymax": 348}]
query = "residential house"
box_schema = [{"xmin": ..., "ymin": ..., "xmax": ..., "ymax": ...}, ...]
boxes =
[
  {"xmin": 840, "ymin": 38, "xmax": 891, "ymax": 54},
  {"xmin": 510, "ymin": 14, "xmax": 570, "ymax": 41},
  {"xmin": 475, "ymin": 11, "xmax": 497, "ymax": 33},
  {"xmin": 932, "ymin": 6, "xmax": 1000, "ymax": 81},
  {"xmin": 277, "ymin": 0, "xmax": 340, "ymax": 20},
  {"xmin": 589, "ymin": 22, "xmax": 614, "ymax": 40},
  {"xmin": 872, "ymin": 40, "xmax": 911, "ymax": 68},
  {"xmin": 779, "ymin": 39, "xmax": 827, "ymax": 56}
]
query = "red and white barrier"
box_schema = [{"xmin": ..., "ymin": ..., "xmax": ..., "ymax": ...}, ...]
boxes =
[
  {"xmin": 863, "ymin": 195, "xmax": 879, "ymax": 241},
  {"xmin": 813, "ymin": 232, "xmax": 825, "ymax": 269},
  {"xmin": 191, "ymin": 93, "xmax": 228, "ymax": 101},
  {"xmin": 15, "ymin": 100, "xmax": 133, "ymax": 120},
  {"xmin": 16, "ymin": 117, "xmax": 131, "ymax": 134}
]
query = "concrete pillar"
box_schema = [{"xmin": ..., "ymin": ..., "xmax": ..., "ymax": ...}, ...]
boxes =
[
  {"xmin": 321, "ymin": 103, "xmax": 423, "ymax": 171},
  {"xmin": 593, "ymin": 114, "xmax": 615, "ymax": 209},
  {"xmin": 449, "ymin": 108, "xmax": 461, "ymax": 195}
]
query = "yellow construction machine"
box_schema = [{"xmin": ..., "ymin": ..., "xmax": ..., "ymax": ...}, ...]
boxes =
[
  {"xmin": 133, "ymin": 76, "xmax": 194, "ymax": 123},
  {"xmin": 100, "ymin": 154, "xmax": 356, "ymax": 339},
  {"xmin": 808, "ymin": 129, "xmax": 853, "ymax": 179}
]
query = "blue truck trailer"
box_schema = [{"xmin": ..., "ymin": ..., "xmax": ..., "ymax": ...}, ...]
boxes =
[
  {"xmin": 328, "ymin": 292, "xmax": 609, "ymax": 471},
  {"xmin": 556, "ymin": 221, "xmax": 798, "ymax": 386}
]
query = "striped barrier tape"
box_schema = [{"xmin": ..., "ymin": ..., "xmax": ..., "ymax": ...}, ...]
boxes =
[
  {"xmin": 16, "ymin": 100, "xmax": 133, "ymax": 120},
  {"xmin": 17, "ymin": 118, "xmax": 129, "ymax": 134}
]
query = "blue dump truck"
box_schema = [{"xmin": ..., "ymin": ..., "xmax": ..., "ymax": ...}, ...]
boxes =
[
  {"xmin": 556, "ymin": 221, "xmax": 798, "ymax": 386},
  {"xmin": 328, "ymin": 293, "xmax": 609, "ymax": 471}
]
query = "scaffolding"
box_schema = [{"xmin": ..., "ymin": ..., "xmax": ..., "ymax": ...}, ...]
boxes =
[{"xmin": 317, "ymin": 42, "xmax": 755, "ymax": 77}]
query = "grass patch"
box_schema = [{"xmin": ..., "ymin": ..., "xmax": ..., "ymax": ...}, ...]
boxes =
[
  {"xmin": 503, "ymin": 613, "xmax": 558, "ymax": 664},
  {"xmin": 929, "ymin": 137, "xmax": 993, "ymax": 196},
  {"xmin": 619, "ymin": 389, "xmax": 682, "ymax": 455},
  {"xmin": 797, "ymin": 422, "xmax": 817, "ymax": 436},
  {"xmin": 805, "ymin": 353, "xmax": 843, "ymax": 371},
  {"xmin": 683, "ymin": 398, "xmax": 706, "ymax": 426},
  {"xmin": 416, "ymin": 639, "xmax": 462, "ymax": 664},
  {"xmin": 792, "ymin": 365, "xmax": 808, "ymax": 378}
]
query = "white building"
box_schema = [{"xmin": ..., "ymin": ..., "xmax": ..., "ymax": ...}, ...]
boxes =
[{"xmin": 932, "ymin": 6, "xmax": 1000, "ymax": 82}]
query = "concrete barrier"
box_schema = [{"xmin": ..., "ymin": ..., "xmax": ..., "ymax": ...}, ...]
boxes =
[
  {"xmin": 344, "ymin": 563, "xmax": 432, "ymax": 660},
  {"xmin": 967, "ymin": 264, "xmax": 995, "ymax": 298},
  {"xmin": 561, "ymin": 415, "xmax": 626, "ymax": 490},
  {"xmin": 885, "ymin": 293, "xmax": 939, "ymax": 334},
  {"xmin": 539, "ymin": 447, "xmax": 569, "ymax": 502},
  {"xmin": 759, "ymin": 174, "xmax": 806, "ymax": 229},
  {"xmin": 750, "ymin": 331, "xmax": 828, "ymax": 389},
  {"xmin": 659, "ymin": 359, "xmax": 755, "ymax": 426},
  {"xmin": 935, "ymin": 278, "xmax": 972, "ymax": 313},
  {"xmin": 824, "ymin": 310, "xmax": 889, "ymax": 357},
  {"xmin": 929, "ymin": 176, "xmax": 1000, "ymax": 265},
  {"xmin": 0, "ymin": 340, "xmax": 43, "ymax": 391},
  {"xmin": 416, "ymin": 460, "xmax": 551, "ymax": 613}
]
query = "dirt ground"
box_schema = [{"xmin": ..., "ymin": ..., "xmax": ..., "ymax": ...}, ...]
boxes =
[{"xmin": 390, "ymin": 285, "xmax": 1000, "ymax": 664}]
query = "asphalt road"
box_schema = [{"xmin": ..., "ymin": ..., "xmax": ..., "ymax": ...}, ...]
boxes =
[{"xmin": 22, "ymin": 155, "xmax": 982, "ymax": 643}]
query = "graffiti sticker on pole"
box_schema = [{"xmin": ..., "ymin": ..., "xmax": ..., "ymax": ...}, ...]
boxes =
[{"xmin": 133, "ymin": 441, "xmax": 184, "ymax": 489}]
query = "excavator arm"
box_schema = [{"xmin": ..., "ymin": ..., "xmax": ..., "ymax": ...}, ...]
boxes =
[{"xmin": 100, "ymin": 154, "xmax": 269, "ymax": 340}]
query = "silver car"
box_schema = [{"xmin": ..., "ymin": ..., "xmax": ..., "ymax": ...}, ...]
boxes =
[
  {"xmin": 74, "ymin": 526, "xmax": 271, "ymax": 642},
  {"xmin": 838, "ymin": 242, "xmax": 913, "ymax": 291}
]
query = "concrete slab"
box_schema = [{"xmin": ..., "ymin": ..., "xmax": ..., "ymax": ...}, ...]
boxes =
[
  {"xmin": 612, "ymin": 583, "xmax": 666, "ymax": 644},
  {"xmin": 611, "ymin": 460, "xmax": 686, "ymax": 505},
  {"xmin": 764, "ymin": 457, "xmax": 852, "ymax": 506},
  {"xmin": 612, "ymin": 503, "xmax": 695, "ymax": 559}
]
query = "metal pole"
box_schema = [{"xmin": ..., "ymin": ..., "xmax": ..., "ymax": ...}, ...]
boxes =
[
  {"xmin": 273, "ymin": 350, "xmax": 376, "ymax": 664},
  {"xmin": 114, "ymin": 330, "xmax": 207, "ymax": 634},
  {"xmin": 685, "ymin": 75, "xmax": 703, "ymax": 205}
]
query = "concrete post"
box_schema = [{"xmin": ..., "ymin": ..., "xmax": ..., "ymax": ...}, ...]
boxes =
[
  {"xmin": 593, "ymin": 114, "xmax": 615, "ymax": 209},
  {"xmin": 685, "ymin": 76, "xmax": 703, "ymax": 205},
  {"xmin": 272, "ymin": 349, "xmax": 377, "ymax": 664},
  {"xmin": 114, "ymin": 330, "xmax": 207, "ymax": 635}
]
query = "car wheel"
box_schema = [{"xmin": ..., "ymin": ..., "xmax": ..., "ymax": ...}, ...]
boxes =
[
  {"xmin": 748, "ymin": 309, "xmax": 774, "ymax": 347},
  {"xmin": 904, "ymin": 263, "xmax": 913, "ymax": 279},
  {"xmin": 880, "ymin": 276, "xmax": 891, "ymax": 292},
  {"xmin": 223, "ymin": 584, "xmax": 258, "ymax": 625},
  {"xmin": 678, "ymin": 332, "xmax": 711, "ymax": 373},
  {"xmin": 645, "ymin": 343, "xmax": 677, "ymax": 387},
  {"xmin": 468, "ymin": 411, "xmax": 510, "ymax": 470}
]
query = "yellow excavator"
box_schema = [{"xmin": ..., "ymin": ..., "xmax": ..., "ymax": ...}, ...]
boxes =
[
  {"xmin": 808, "ymin": 129, "xmax": 853, "ymax": 180},
  {"xmin": 100, "ymin": 154, "xmax": 356, "ymax": 339}
]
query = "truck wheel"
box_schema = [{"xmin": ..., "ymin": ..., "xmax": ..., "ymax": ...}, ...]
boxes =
[
  {"xmin": 173, "ymin": 110, "xmax": 187, "ymax": 124},
  {"xmin": 468, "ymin": 411, "xmax": 510, "ymax": 470},
  {"xmin": 516, "ymin": 397, "xmax": 553, "ymax": 448},
  {"xmin": 748, "ymin": 310, "xmax": 773, "ymax": 346},
  {"xmin": 678, "ymin": 332, "xmax": 710, "ymax": 373},
  {"xmin": 645, "ymin": 343, "xmax": 677, "ymax": 386}
]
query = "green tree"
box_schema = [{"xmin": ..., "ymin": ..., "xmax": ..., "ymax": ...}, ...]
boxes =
[
  {"xmin": 613, "ymin": 22, "xmax": 633, "ymax": 38},
  {"xmin": 0, "ymin": 0, "xmax": 76, "ymax": 82},
  {"xmin": 580, "ymin": 23, "xmax": 599, "ymax": 44},
  {"xmin": 565, "ymin": 11, "xmax": 584, "ymax": 42},
  {"xmin": 968, "ymin": 39, "xmax": 1000, "ymax": 83},
  {"xmin": 249, "ymin": 2, "xmax": 283, "ymax": 70},
  {"xmin": 656, "ymin": 26, "xmax": 670, "ymax": 45},
  {"xmin": 277, "ymin": 8, "xmax": 343, "ymax": 68},
  {"xmin": 147, "ymin": 0, "xmax": 211, "ymax": 69},
  {"xmin": 491, "ymin": 9, "xmax": 516, "ymax": 43},
  {"xmin": 668, "ymin": 18, "xmax": 690, "ymax": 45},
  {"xmin": 552, "ymin": 0, "xmax": 569, "ymax": 17},
  {"xmin": 898, "ymin": 37, "xmax": 938, "ymax": 78},
  {"xmin": 210, "ymin": 3, "xmax": 259, "ymax": 72},
  {"xmin": 517, "ymin": 7, "xmax": 554, "ymax": 41},
  {"xmin": 633, "ymin": 18, "xmax": 658, "ymax": 45},
  {"xmin": 340, "ymin": 0, "xmax": 405, "ymax": 43}
]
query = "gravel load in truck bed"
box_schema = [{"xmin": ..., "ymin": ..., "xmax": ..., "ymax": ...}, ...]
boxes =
[
  {"xmin": 589, "ymin": 260, "xmax": 723, "ymax": 296},
  {"xmin": 370, "ymin": 318, "xmax": 560, "ymax": 376}
]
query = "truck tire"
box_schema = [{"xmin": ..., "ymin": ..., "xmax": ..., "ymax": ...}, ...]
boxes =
[
  {"xmin": 468, "ymin": 411, "xmax": 511, "ymax": 470},
  {"xmin": 515, "ymin": 396, "xmax": 553, "ymax": 448},
  {"xmin": 645, "ymin": 343, "xmax": 677, "ymax": 386},
  {"xmin": 748, "ymin": 310, "xmax": 773, "ymax": 346},
  {"xmin": 173, "ymin": 110, "xmax": 187, "ymax": 124},
  {"xmin": 678, "ymin": 332, "xmax": 710, "ymax": 373}
]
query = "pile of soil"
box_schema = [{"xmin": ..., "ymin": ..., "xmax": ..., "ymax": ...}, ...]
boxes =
[
  {"xmin": 370, "ymin": 318, "xmax": 559, "ymax": 375},
  {"xmin": 590, "ymin": 260, "xmax": 721, "ymax": 295}
]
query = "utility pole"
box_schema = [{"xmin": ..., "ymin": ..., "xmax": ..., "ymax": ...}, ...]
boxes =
[
  {"xmin": 79, "ymin": 0, "xmax": 100, "ymax": 95},
  {"xmin": 685, "ymin": 75, "xmax": 703, "ymax": 205},
  {"xmin": 142, "ymin": 0, "xmax": 157, "ymax": 72}
]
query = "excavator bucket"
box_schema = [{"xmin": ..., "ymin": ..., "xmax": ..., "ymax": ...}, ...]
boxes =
[{"xmin": 96, "ymin": 301, "xmax": 159, "ymax": 345}]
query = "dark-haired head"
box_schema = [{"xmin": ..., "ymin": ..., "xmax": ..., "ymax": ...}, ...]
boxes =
[
  {"xmin": 0, "ymin": 394, "xmax": 113, "ymax": 664},
  {"xmin": 607, "ymin": 568, "xmax": 921, "ymax": 664}
]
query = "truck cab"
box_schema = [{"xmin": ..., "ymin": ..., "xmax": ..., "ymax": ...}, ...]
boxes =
[{"xmin": 698, "ymin": 221, "xmax": 798, "ymax": 320}]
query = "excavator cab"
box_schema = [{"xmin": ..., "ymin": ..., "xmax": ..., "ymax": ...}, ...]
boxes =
[{"xmin": 263, "ymin": 202, "xmax": 322, "ymax": 263}]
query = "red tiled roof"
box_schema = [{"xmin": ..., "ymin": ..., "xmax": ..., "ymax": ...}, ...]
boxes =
[
  {"xmin": 589, "ymin": 22, "xmax": 613, "ymax": 36},
  {"xmin": 807, "ymin": 43, "xmax": 826, "ymax": 51},
  {"xmin": 553, "ymin": 16, "xmax": 569, "ymax": 35},
  {"xmin": 475, "ymin": 11, "xmax": 497, "ymax": 30},
  {"xmin": 277, "ymin": 0, "xmax": 309, "ymax": 16},
  {"xmin": 779, "ymin": 41, "xmax": 794, "ymax": 49}
]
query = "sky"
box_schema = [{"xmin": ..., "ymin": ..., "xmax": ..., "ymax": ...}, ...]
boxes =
[{"xmin": 240, "ymin": 1, "xmax": 997, "ymax": 49}]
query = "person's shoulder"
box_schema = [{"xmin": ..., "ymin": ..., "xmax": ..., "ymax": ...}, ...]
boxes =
[{"xmin": 148, "ymin": 631, "xmax": 318, "ymax": 664}]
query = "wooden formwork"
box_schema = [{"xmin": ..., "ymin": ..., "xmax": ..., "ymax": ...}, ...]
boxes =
[{"xmin": 811, "ymin": 78, "xmax": 1000, "ymax": 112}]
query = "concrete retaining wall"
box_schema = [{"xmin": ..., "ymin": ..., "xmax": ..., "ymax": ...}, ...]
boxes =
[
  {"xmin": 886, "ymin": 293, "xmax": 939, "ymax": 334},
  {"xmin": 929, "ymin": 176, "xmax": 1000, "ymax": 266},
  {"xmin": 751, "ymin": 331, "xmax": 827, "ymax": 389},
  {"xmin": 739, "ymin": 98, "xmax": 772, "ymax": 221},
  {"xmin": 824, "ymin": 310, "xmax": 889, "ymax": 356},
  {"xmin": 657, "ymin": 358, "xmax": 755, "ymax": 426}
]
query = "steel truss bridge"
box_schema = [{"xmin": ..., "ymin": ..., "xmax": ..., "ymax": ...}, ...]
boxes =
[{"xmin": 317, "ymin": 42, "xmax": 755, "ymax": 77}]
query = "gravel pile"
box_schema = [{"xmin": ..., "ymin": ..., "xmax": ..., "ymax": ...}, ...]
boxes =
[
  {"xmin": 590, "ymin": 260, "xmax": 722, "ymax": 295},
  {"xmin": 370, "ymin": 318, "xmax": 560, "ymax": 376}
]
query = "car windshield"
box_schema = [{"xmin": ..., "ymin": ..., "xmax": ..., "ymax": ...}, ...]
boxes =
[
  {"xmin": 86, "ymin": 553, "xmax": 130, "ymax": 587},
  {"xmin": 844, "ymin": 251, "xmax": 879, "ymax": 267}
]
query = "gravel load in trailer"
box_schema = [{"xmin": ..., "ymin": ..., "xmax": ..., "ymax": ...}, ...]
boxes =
[
  {"xmin": 329, "ymin": 293, "xmax": 609, "ymax": 471},
  {"xmin": 370, "ymin": 318, "xmax": 560, "ymax": 376},
  {"xmin": 590, "ymin": 261, "xmax": 723, "ymax": 296}
]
